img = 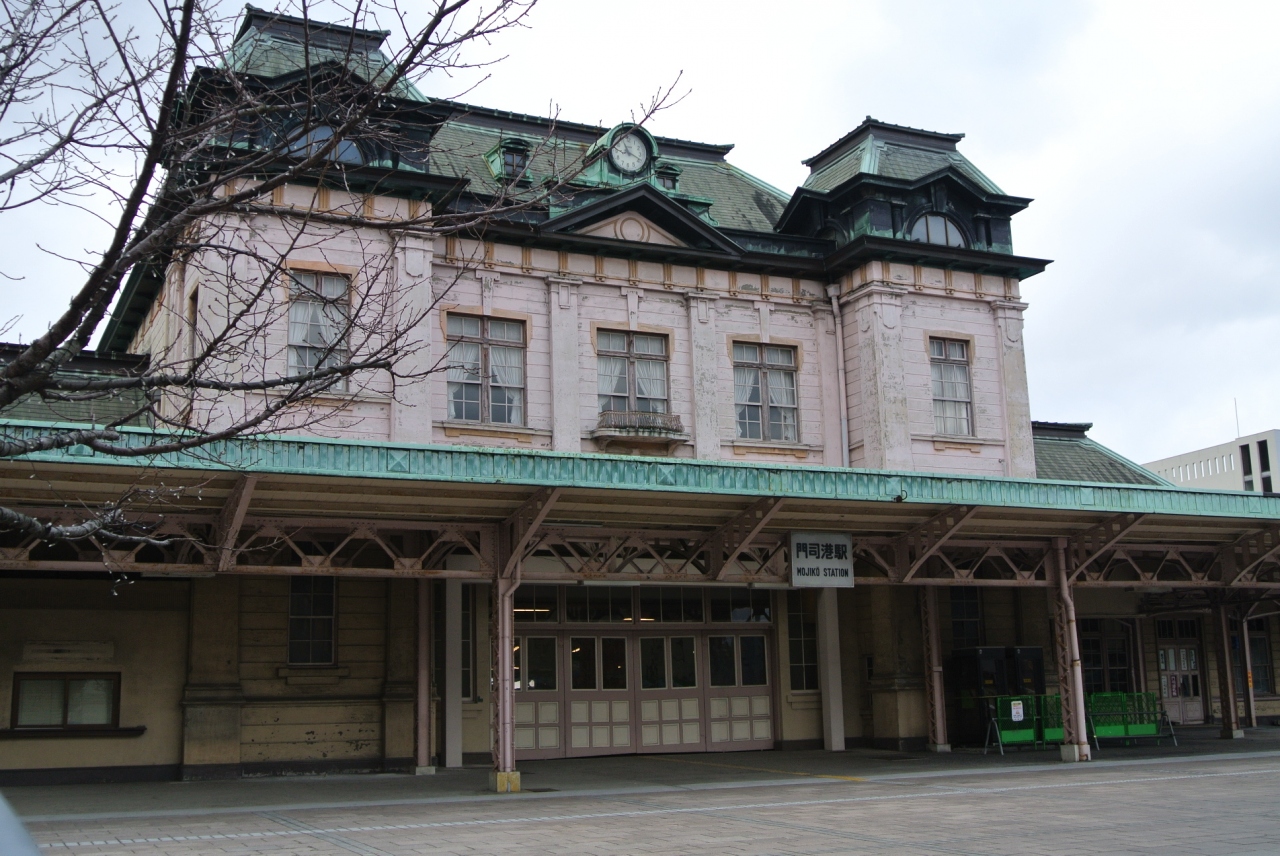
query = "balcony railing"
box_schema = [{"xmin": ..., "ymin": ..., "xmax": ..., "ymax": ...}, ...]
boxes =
[{"xmin": 595, "ymin": 410, "xmax": 684, "ymax": 433}]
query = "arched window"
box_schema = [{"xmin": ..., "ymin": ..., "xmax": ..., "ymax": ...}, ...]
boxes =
[
  {"xmin": 909, "ymin": 214, "xmax": 966, "ymax": 248},
  {"xmin": 286, "ymin": 125, "xmax": 363, "ymax": 166}
]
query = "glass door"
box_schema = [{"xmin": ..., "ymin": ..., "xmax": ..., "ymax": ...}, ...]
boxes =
[
  {"xmin": 1157, "ymin": 618, "xmax": 1204, "ymax": 724},
  {"xmin": 706, "ymin": 633, "xmax": 773, "ymax": 751},
  {"xmin": 513, "ymin": 636, "xmax": 564, "ymax": 759},
  {"xmin": 566, "ymin": 636, "xmax": 633, "ymax": 756},
  {"xmin": 636, "ymin": 635, "xmax": 706, "ymax": 753}
]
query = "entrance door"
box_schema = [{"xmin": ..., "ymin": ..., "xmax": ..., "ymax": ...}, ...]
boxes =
[
  {"xmin": 637, "ymin": 635, "xmax": 706, "ymax": 752},
  {"xmin": 1157, "ymin": 618, "xmax": 1204, "ymax": 724},
  {"xmin": 567, "ymin": 636, "xmax": 634, "ymax": 756},
  {"xmin": 513, "ymin": 636, "xmax": 564, "ymax": 759},
  {"xmin": 706, "ymin": 633, "xmax": 773, "ymax": 750}
]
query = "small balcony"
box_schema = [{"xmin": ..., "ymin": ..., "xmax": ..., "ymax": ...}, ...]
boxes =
[{"xmin": 591, "ymin": 410, "xmax": 688, "ymax": 455}]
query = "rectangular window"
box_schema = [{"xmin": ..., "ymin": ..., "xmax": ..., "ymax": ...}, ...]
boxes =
[
  {"xmin": 514, "ymin": 584, "xmax": 558, "ymax": 623},
  {"xmin": 288, "ymin": 271, "xmax": 350, "ymax": 389},
  {"xmin": 289, "ymin": 577, "xmax": 335, "ymax": 665},
  {"xmin": 596, "ymin": 331, "xmax": 668, "ymax": 414},
  {"xmin": 1232, "ymin": 618, "xmax": 1274, "ymax": 695},
  {"xmin": 670, "ymin": 637, "xmax": 697, "ymax": 688},
  {"xmin": 1259, "ymin": 440, "xmax": 1272, "ymax": 474},
  {"xmin": 929, "ymin": 337, "xmax": 972, "ymax": 436},
  {"xmin": 709, "ymin": 588, "xmax": 772, "ymax": 623},
  {"xmin": 527, "ymin": 637, "xmax": 557, "ymax": 691},
  {"xmin": 12, "ymin": 673, "xmax": 119, "ymax": 729},
  {"xmin": 740, "ymin": 635, "xmax": 768, "ymax": 686},
  {"xmin": 570, "ymin": 637, "xmax": 597, "ymax": 690},
  {"xmin": 709, "ymin": 636, "xmax": 736, "ymax": 687},
  {"xmin": 640, "ymin": 637, "xmax": 667, "ymax": 689},
  {"xmin": 601, "ymin": 638, "xmax": 628, "ymax": 690},
  {"xmin": 460, "ymin": 586, "xmax": 475, "ymax": 698},
  {"xmin": 787, "ymin": 590, "xmax": 819, "ymax": 691},
  {"xmin": 565, "ymin": 586, "xmax": 633, "ymax": 623},
  {"xmin": 732, "ymin": 343, "xmax": 798, "ymax": 442},
  {"xmin": 950, "ymin": 587, "xmax": 982, "ymax": 649},
  {"xmin": 446, "ymin": 314, "xmax": 526, "ymax": 425},
  {"xmin": 639, "ymin": 586, "xmax": 703, "ymax": 622}
]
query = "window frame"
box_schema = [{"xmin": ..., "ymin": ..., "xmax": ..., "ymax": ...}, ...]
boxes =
[
  {"xmin": 950, "ymin": 587, "xmax": 983, "ymax": 649},
  {"xmin": 11, "ymin": 672, "xmax": 121, "ymax": 730},
  {"xmin": 287, "ymin": 270, "xmax": 352, "ymax": 392},
  {"xmin": 444, "ymin": 313, "xmax": 527, "ymax": 426},
  {"xmin": 929, "ymin": 336, "xmax": 974, "ymax": 437},
  {"xmin": 289, "ymin": 576, "xmax": 337, "ymax": 666},
  {"xmin": 909, "ymin": 213, "xmax": 967, "ymax": 248},
  {"xmin": 595, "ymin": 330, "xmax": 670, "ymax": 415},
  {"xmin": 786, "ymin": 590, "xmax": 819, "ymax": 692},
  {"xmin": 731, "ymin": 341, "xmax": 799, "ymax": 443},
  {"xmin": 499, "ymin": 140, "xmax": 531, "ymax": 183}
]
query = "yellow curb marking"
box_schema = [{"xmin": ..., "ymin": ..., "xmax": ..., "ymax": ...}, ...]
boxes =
[{"xmin": 648, "ymin": 755, "xmax": 865, "ymax": 782}]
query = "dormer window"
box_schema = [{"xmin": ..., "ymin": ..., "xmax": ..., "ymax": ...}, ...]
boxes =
[
  {"xmin": 286, "ymin": 124, "xmax": 363, "ymax": 166},
  {"xmin": 909, "ymin": 214, "xmax": 966, "ymax": 248},
  {"xmin": 500, "ymin": 140, "xmax": 531, "ymax": 182},
  {"xmin": 655, "ymin": 165, "xmax": 680, "ymax": 191}
]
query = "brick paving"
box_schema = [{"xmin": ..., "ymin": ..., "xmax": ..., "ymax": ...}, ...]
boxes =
[{"xmin": 13, "ymin": 749, "xmax": 1280, "ymax": 856}]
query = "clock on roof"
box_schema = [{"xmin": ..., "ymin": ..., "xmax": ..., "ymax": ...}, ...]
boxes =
[{"xmin": 608, "ymin": 132, "xmax": 650, "ymax": 174}]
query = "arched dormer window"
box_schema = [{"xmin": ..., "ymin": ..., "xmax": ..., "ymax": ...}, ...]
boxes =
[
  {"xmin": 909, "ymin": 214, "xmax": 966, "ymax": 248},
  {"xmin": 287, "ymin": 125, "xmax": 363, "ymax": 165}
]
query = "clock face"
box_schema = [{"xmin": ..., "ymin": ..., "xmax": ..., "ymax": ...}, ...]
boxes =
[{"xmin": 609, "ymin": 133, "xmax": 649, "ymax": 174}]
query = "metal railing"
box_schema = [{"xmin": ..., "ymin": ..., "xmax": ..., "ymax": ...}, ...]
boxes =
[{"xmin": 595, "ymin": 410, "xmax": 684, "ymax": 433}]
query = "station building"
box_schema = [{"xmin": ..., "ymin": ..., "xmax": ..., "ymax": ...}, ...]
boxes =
[{"xmin": 2, "ymin": 9, "xmax": 1279, "ymax": 787}]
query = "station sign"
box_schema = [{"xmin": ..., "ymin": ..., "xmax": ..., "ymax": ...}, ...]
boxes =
[{"xmin": 789, "ymin": 532, "xmax": 854, "ymax": 587}]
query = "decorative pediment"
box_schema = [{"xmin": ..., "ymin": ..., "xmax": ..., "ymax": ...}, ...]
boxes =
[
  {"xmin": 543, "ymin": 184, "xmax": 742, "ymax": 255},
  {"xmin": 575, "ymin": 212, "xmax": 686, "ymax": 246}
]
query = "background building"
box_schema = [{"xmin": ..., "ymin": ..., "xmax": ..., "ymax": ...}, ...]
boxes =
[{"xmin": 1145, "ymin": 430, "xmax": 1279, "ymax": 493}]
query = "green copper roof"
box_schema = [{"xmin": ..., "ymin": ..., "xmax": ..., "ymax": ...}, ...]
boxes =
[
  {"xmin": 5, "ymin": 420, "xmax": 1278, "ymax": 521},
  {"xmin": 802, "ymin": 134, "xmax": 1003, "ymax": 195},
  {"xmin": 1034, "ymin": 436, "xmax": 1167, "ymax": 487},
  {"xmin": 429, "ymin": 120, "xmax": 789, "ymax": 233},
  {"xmin": 223, "ymin": 22, "xmax": 426, "ymax": 101}
]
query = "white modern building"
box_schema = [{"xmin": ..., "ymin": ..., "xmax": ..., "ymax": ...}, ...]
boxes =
[{"xmin": 1145, "ymin": 430, "xmax": 1279, "ymax": 494}]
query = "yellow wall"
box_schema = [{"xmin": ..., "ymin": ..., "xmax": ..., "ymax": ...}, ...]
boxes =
[{"xmin": 0, "ymin": 579, "xmax": 188, "ymax": 771}]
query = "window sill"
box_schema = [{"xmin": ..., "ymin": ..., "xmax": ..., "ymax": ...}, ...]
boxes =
[
  {"xmin": 786, "ymin": 691, "xmax": 822, "ymax": 709},
  {"xmin": 731, "ymin": 441, "xmax": 817, "ymax": 459},
  {"xmin": 264, "ymin": 388, "xmax": 388, "ymax": 405},
  {"xmin": 0, "ymin": 726, "xmax": 146, "ymax": 739},
  {"xmin": 438, "ymin": 421, "xmax": 549, "ymax": 443},
  {"xmin": 278, "ymin": 666, "xmax": 349, "ymax": 686},
  {"xmin": 913, "ymin": 433, "xmax": 1003, "ymax": 453}
]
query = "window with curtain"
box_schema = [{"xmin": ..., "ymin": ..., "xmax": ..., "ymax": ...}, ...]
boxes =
[
  {"xmin": 445, "ymin": 314, "xmax": 525, "ymax": 425},
  {"xmin": 732, "ymin": 343, "xmax": 798, "ymax": 442},
  {"xmin": 596, "ymin": 331, "xmax": 668, "ymax": 414},
  {"xmin": 12, "ymin": 673, "xmax": 119, "ymax": 729},
  {"xmin": 288, "ymin": 271, "xmax": 350, "ymax": 391},
  {"xmin": 929, "ymin": 337, "xmax": 972, "ymax": 436}
]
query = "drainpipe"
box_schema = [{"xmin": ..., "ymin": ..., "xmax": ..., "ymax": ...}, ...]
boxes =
[{"xmin": 827, "ymin": 283, "xmax": 850, "ymax": 468}]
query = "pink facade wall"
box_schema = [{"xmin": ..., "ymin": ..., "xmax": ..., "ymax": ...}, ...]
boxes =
[{"xmin": 133, "ymin": 191, "xmax": 1036, "ymax": 477}]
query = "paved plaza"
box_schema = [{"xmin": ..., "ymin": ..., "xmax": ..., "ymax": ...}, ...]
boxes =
[{"xmin": 8, "ymin": 729, "xmax": 1280, "ymax": 855}]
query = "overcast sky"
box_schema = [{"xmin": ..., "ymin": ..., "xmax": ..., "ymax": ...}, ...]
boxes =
[{"xmin": 5, "ymin": 0, "xmax": 1278, "ymax": 465}]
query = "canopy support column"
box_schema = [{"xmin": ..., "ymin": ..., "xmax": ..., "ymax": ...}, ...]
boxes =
[
  {"xmin": 920, "ymin": 586, "xmax": 949, "ymax": 752},
  {"xmin": 1052, "ymin": 538, "xmax": 1090, "ymax": 761},
  {"xmin": 817, "ymin": 588, "xmax": 845, "ymax": 751},
  {"xmin": 415, "ymin": 579, "xmax": 434, "ymax": 773},
  {"xmin": 443, "ymin": 580, "xmax": 463, "ymax": 768},
  {"xmin": 1241, "ymin": 607, "xmax": 1257, "ymax": 728},
  {"xmin": 490, "ymin": 576, "xmax": 519, "ymax": 792},
  {"xmin": 1214, "ymin": 602, "xmax": 1243, "ymax": 738}
]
